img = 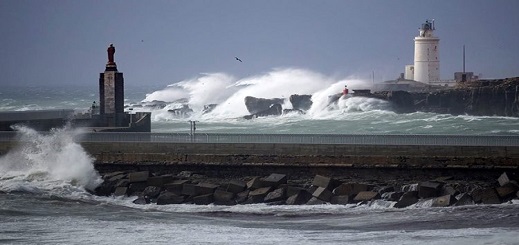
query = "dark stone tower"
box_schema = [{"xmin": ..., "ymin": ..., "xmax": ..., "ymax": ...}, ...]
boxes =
[{"xmin": 99, "ymin": 44, "xmax": 125, "ymax": 127}]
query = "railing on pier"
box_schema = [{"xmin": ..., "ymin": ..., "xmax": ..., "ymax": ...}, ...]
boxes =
[{"xmin": 1, "ymin": 132, "xmax": 518, "ymax": 146}]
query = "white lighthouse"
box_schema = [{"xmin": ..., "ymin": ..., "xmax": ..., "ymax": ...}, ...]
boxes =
[{"xmin": 413, "ymin": 19, "xmax": 440, "ymax": 84}]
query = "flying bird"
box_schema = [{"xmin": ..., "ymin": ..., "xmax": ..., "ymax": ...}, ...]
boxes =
[{"xmin": 235, "ymin": 57, "xmax": 243, "ymax": 62}]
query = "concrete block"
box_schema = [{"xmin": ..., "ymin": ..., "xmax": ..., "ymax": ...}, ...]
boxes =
[
  {"xmin": 454, "ymin": 193, "xmax": 475, "ymax": 206},
  {"xmin": 214, "ymin": 189, "xmax": 235, "ymax": 205},
  {"xmin": 394, "ymin": 191, "xmax": 419, "ymax": 208},
  {"xmin": 235, "ymin": 190, "xmax": 250, "ymax": 204},
  {"xmin": 264, "ymin": 187, "xmax": 286, "ymax": 203},
  {"xmin": 330, "ymin": 195, "xmax": 350, "ymax": 205},
  {"xmin": 353, "ymin": 191, "xmax": 381, "ymax": 202},
  {"xmin": 286, "ymin": 186, "xmax": 306, "ymax": 197},
  {"xmin": 496, "ymin": 183, "xmax": 519, "ymax": 199},
  {"xmin": 432, "ymin": 194, "xmax": 457, "ymax": 207},
  {"xmin": 156, "ymin": 191, "xmax": 185, "ymax": 205},
  {"xmin": 497, "ymin": 172, "xmax": 515, "ymax": 186},
  {"xmin": 132, "ymin": 196, "xmax": 150, "ymax": 205},
  {"xmin": 333, "ymin": 183, "xmax": 369, "ymax": 196},
  {"xmin": 377, "ymin": 186, "xmax": 395, "ymax": 195},
  {"xmin": 113, "ymin": 187, "xmax": 128, "ymax": 197},
  {"xmin": 247, "ymin": 177, "xmax": 267, "ymax": 189},
  {"xmin": 441, "ymin": 185, "xmax": 459, "ymax": 196},
  {"xmin": 193, "ymin": 194, "xmax": 214, "ymax": 205},
  {"xmin": 312, "ymin": 187, "xmax": 333, "ymax": 202},
  {"xmin": 128, "ymin": 171, "xmax": 149, "ymax": 183},
  {"xmin": 164, "ymin": 180, "xmax": 189, "ymax": 195},
  {"xmin": 285, "ymin": 190, "xmax": 312, "ymax": 205},
  {"xmin": 261, "ymin": 173, "xmax": 287, "ymax": 187},
  {"xmin": 312, "ymin": 175, "xmax": 337, "ymax": 190},
  {"xmin": 182, "ymin": 183, "xmax": 197, "ymax": 196},
  {"xmin": 196, "ymin": 183, "xmax": 219, "ymax": 195},
  {"xmin": 306, "ymin": 197, "xmax": 327, "ymax": 205},
  {"xmin": 147, "ymin": 175, "xmax": 174, "ymax": 187},
  {"xmin": 381, "ymin": 192, "xmax": 403, "ymax": 201},
  {"xmin": 142, "ymin": 186, "xmax": 162, "ymax": 199},
  {"xmin": 128, "ymin": 182, "xmax": 148, "ymax": 195},
  {"xmin": 226, "ymin": 180, "xmax": 246, "ymax": 194},
  {"xmin": 248, "ymin": 187, "xmax": 273, "ymax": 203},
  {"xmin": 473, "ymin": 188, "xmax": 501, "ymax": 204},
  {"xmin": 115, "ymin": 179, "xmax": 129, "ymax": 188},
  {"xmin": 418, "ymin": 181, "xmax": 442, "ymax": 198}
]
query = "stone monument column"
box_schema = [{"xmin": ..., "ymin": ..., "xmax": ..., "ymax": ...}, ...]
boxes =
[{"xmin": 99, "ymin": 43, "xmax": 125, "ymax": 127}]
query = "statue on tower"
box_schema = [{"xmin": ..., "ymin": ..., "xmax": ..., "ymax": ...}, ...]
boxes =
[{"xmin": 107, "ymin": 43, "xmax": 116, "ymax": 65}]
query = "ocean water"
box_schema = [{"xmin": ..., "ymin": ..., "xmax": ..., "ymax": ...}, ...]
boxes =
[{"xmin": 1, "ymin": 69, "xmax": 519, "ymax": 244}]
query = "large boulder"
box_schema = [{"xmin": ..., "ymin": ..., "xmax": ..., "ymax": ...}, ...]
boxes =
[
  {"xmin": 142, "ymin": 186, "xmax": 162, "ymax": 199},
  {"xmin": 312, "ymin": 187, "xmax": 333, "ymax": 202},
  {"xmin": 333, "ymin": 183, "xmax": 369, "ymax": 196},
  {"xmin": 214, "ymin": 189, "xmax": 235, "ymax": 205},
  {"xmin": 244, "ymin": 96, "xmax": 285, "ymax": 114},
  {"xmin": 128, "ymin": 171, "xmax": 150, "ymax": 183},
  {"xmin": 264, "ymin": 187, "xmax": 286, "ymax": 203},
  {"xmin": 472, "ymin": 188, "xmax": 501, "ymax": 204},
  {"xmin": 285, "ymin": 190, "xmax": 312, "ymax": 205},
  {"xmin": 262, "ymin": 173, "xmax": 288, "ymax": 187},
  {"xmin": 289, "ymin": 94, "xmax": 313, "ymax": 111},
  {"xmin": 312, "ymin": 175, "xmax": 339, "ymax": 190},
  {"xmin": 244, "ymin": 104, "xmax": 283, "ymax": 119},
  {"xmin": 454, "ymin": 193, "xmax": 475, "ymax": 206}
]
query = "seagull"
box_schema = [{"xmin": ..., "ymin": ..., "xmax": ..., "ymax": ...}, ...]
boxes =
[{"xmin": 235, "ymin": 57, "xmax": 243, "ymax": 62}]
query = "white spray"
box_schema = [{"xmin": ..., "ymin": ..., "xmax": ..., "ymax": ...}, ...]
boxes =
[{"xmin": 0, "ymin": 126, "xmax": 102, "ymax": 193}]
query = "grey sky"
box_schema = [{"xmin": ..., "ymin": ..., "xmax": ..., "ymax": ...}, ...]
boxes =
[{"xmin": 1, "ymin": 0, "xmax": 518, "ymax": 87}]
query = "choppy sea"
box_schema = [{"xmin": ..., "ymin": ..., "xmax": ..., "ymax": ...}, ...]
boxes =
[{"xmin": 1, "ymin": 69, "xmax": 519, "ymax": 244}]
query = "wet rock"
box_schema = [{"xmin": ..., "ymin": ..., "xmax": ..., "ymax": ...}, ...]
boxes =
[
  {"xmin": 214, "ymin": 189, "xmax": 235, "ymax": 205},
  {"xmin": 306, "ymin": 197, "xmax": 327, "ymax": 205},
  {"xmin": 115, "ymin": 179, "xmax": 130, "ymax": 188},
  {"xmin": 94, "ymin": 181, "xmax": 116, "ymax": 196},
  {"xmin": 196, "ymin": 183, "xmax": 219, "ymax": 195},
  {"xmin": 164, "ymin": 180, "xmax": 189, "ymax": 195},
  {"xmin": 495, "ymin": 183, "xmax": 519, "ymax": 200},
  {"xmin": 247, "ymin": 177, "xmax": 267, "ymax": 189},
  {"xmin": 193, "ymin": 194, "xmax": 214, "ymax": 205},
  {"xmin": 147, "ymin": 175, "xmax": 174, "ymax": 187},
  {"xmin": 156, "ymin": 191, "xmax": 184, "ymax": 205},
  {"xmin": 353, "ymin": 191, "xmax": 381, "ymax": 202},
  {"xmin": 235, "ymin": 190, "xmax": 250, "ymax": 204},
  {"xmin": 394, "ymin": 191, "xmax": 419, "ymax": 208},
  {"xmin": 142, "ymin": 186, "xmax": 162, "ymax": 199},
  {"xmin": 401, "ymin": 183, "xmax": 418, "ymax": 192},
  {"xmin": 177, "ymin": 171, "xmax": 193, "ymax": 178},
  {"xmin": 289, "ymin": 94, "xmax": 313, "ymax": 111},
  {"xmin": 312, "ymin": 175, "xmax": 338, "ymax": 190},
  {"xmin": 132, "ymin": 196, "xmax": 150, "ymax": 205},
  {"xmin": 418, "ymin": 181, "xmax": 443, "ymax": 198},
  {"xmin": 333, "ymin": 183, "xmax": 369, "ymax": 196},
  {"xmin": 248, "ymin": 187, "xmax": 273, "ymax": 203},
  {"xmin": 381, "ymin": 192, "xmax": 403, "ymax": 201},
  {"xmin": 454, "ymin": 193, "xmax": 475, "ymax": 206},
  {"xmin": 128, "ymin": 182, "xmax": 148, "ymax": 195},
  {"xmin": 285, "ymin": 190, "xmax": 312, "ymax": 205},
  {"xmin": 244, "ymin": 96, "xmax": 285, "ymax": 114},
  {"xmin": 330, "ymin": 195, "xmax": 350, "ymax": 205},
  {"xmin": 498, "ymin": 172, "xmax": 517, "ymax": 186},
  {"xmin": 203, "ymin": 104, "xmax": 217, "ymax": 114},
  {"xmin": 472, "ymin": 188, "xmax": 501, "ymax": 204},
  {"xmin": 441, "ymin": 185, "xmax": 460, "ymax": 196},
  {"xmin": 128, "ymin": 171, "xmax": 150, "ymax": 183},
  {"xmin": 226, "ymin": 180, "xmax": 246, "ymax": 194},
  {"xmin": 262, "ymin": 173, "xmax": 287, "ymax": 187},
  {"xmin": 377, "ymin": 186, "xmax": 395, "ymax": 195},
  {"xmin": 264, "ymin": 187, "xmax": 286, "ymax": 203},
  {"xmin": 312, "ymin": 187, "xmax": 333, "ymax": 202},
  {"xmin": 113, "ymin": 187, "xmax": 128, "ymax": 197},
  {"xmin": 432, "ymin": 195, "xmax": 457, "ymax": 207},
  {"xmin": 181, "ymin": 183, "xmax": 197, "ymax": 196}
]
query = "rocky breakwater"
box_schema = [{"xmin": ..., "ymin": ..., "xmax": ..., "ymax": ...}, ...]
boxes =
[
  {"xmin": 94, "ymin": 170, "xmax": 519, "ymax": 208},
  {"xmin": 416, "ymin": 77, "xmax": 519, "ymax": 116}
]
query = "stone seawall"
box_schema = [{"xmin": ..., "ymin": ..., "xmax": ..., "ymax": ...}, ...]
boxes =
[{"xmin": 76, "ymin": 142, "xmax": 519, "ymax": 177}]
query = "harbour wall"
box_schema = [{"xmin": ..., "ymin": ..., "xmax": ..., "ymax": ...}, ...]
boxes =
[{"xmin": 2, "ymin": 141, "xmax": 518, "ymax": 179}]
